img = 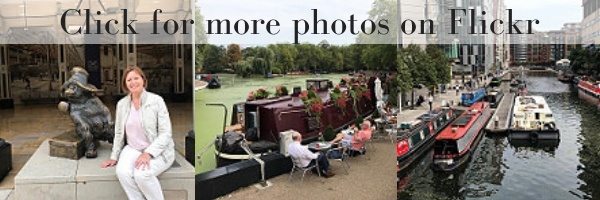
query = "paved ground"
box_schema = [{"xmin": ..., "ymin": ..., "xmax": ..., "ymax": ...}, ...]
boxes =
[
  {"xmin": 0, "ymin": 100, "xmax": 192, "ymax": 195},
  {"xmin": 485, "ymin": 82, "xmax": 515, "ymax": 133},
  {"xmin": 223, "ymin": 140, "xmax": 396, "ymax": 200}
]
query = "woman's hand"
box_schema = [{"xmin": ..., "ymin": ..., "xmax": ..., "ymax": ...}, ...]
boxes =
[
  {"xmin": 135, "ymin": 152, "xmax": 152, "ymax": 170},
  {"xmin": 101, "ymin": 159, "xmax": 117, "ymax": 168}
]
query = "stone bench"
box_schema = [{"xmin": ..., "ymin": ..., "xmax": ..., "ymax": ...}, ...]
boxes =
[{"xmin": 14, "ymin": 139, "xmax": 195, "ymax": 200}]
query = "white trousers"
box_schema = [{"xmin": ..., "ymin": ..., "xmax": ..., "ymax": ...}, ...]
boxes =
[{"xmin": 116, "ymin": 145, "xmax": 173, "ymax": 200}]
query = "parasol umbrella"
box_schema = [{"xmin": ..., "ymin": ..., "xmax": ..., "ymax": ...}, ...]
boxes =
[{"xmin": 375, "ymin": 78, "xmax": 383, "ymax": 101}]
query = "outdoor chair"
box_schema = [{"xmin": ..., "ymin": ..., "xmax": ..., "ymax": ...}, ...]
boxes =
[
  {"xmin": 289, "ymin": 155, "xmax": 321, "ymax": 182},
  {"xmin": 326, "ymin": 143, "xmax": 350, "ymax": 175},
  {"xmin": 347, "ymin": 145, "xmax": 370, "ymax": 161},
  {"xmin": 373, "ymin": 118, "xmax": 395, "ymax": 144},
  {"xmin": 346, "ymin": 137, "xmax": 371, "ymax": 161}
]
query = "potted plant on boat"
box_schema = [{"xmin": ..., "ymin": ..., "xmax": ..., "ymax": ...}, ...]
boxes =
[
  {"xmin": 348, "ymin": 83, "xmax": 369, "ymax": 116},
  {"xmin": 253, "ymin": 88, "xmax": 270, "ymax": 100},
  {"xmin": 274, "ymin": 86, "xmax": 289, "ymax": 97},
  {"xmin": 330, "ymin": 84, "xmax": 349, "ymax": 116},
  {"xmin": 300, "ymin": 89, "xmax": 324, "ymax": 126}
]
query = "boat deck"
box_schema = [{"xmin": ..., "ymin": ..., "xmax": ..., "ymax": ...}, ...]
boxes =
[{"xmin": 485, "ymin": 84, "xmax": 515, "ymax": 133}]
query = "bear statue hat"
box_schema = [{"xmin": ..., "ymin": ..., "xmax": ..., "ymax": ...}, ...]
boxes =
[{"xmin": 69, "ymin": 67, "xmax": 100, "ymax": 93}]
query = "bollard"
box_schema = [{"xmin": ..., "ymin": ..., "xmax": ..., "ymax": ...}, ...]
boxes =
[{"xmin": 494, "ymin": 116, "xmax": 499, "ymax": 128}]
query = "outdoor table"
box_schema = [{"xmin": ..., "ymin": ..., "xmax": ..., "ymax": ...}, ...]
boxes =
[{"xmin": 307, "ymin": 141, "xmax": 332, "ymax": 153}]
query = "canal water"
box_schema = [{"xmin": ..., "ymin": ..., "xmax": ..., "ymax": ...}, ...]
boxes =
[
  {"xmin": 194, "ymin": 74, "xmax": 346, "ymax": 173},
  {"xmin": 398, "ymin": 77, "xmax": 600, "ymax": 200}
]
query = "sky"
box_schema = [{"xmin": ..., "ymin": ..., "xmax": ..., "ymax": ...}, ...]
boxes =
[
  {"xmin": 197, "ymin": 0, "xmax": 583, "ymax": 45},
  {"xmin": 504, "ymin": 0, "xmax": 582, "ymax": 31},
  {"xmin": 197, "ymin": 0, "xmax": 377, "ymax": 45}
]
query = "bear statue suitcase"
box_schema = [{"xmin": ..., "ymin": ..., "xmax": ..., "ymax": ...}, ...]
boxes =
[{"xmin": 0, "ymin": 139, "xmax": 12, "ymax": 182}]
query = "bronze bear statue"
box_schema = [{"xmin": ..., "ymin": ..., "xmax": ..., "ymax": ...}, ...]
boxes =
[{"xmin": 59, "ymin": 67, "xmax": 114, "ymax": 158}]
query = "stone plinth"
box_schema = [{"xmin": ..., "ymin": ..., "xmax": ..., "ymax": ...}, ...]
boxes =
[
  {"xmin": 48, "ymin": 130, "xmax": 84, "ymax": 160},
  {"xmin": 14, "ymin": 139, "xmax": 195, "ymax": 200}
]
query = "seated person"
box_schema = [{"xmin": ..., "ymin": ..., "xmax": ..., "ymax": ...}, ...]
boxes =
[
  {"xmin": 378, "ymin": 102, "xmax": 397, "ymax": 123},
  {"xmin": 288, "ymin": 131, "xmax": 335, "ymax": 178},
  {"xmin": 328, "ymin": 120, "xmax": 373, "ymax": 156},
  {"xmin": 416, "ymin": 95, "xmax": 425, "ymax": 106}
]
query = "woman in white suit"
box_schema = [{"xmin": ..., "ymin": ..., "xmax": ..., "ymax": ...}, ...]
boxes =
[{"xmin": 101, "ymin": 66, "xmax": 175, "ymax": 200}]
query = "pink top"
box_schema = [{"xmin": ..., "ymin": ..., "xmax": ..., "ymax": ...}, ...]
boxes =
[
  {"xmin": 126, "ymin": 103, "xmax": 150, "ymax": 151},
  {"xmin": 352, "ymin": 129, "xmax": 372, "ymax": 150}
]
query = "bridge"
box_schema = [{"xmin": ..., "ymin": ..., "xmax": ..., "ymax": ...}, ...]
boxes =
[{"xmin": 508, "ymin": 69, "xmax": 558, "ymax": 77}]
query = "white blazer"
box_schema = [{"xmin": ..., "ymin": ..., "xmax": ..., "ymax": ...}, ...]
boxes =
[{"xmin": 110, "ymin": 89, "xmax": 175, "ymax": 164}]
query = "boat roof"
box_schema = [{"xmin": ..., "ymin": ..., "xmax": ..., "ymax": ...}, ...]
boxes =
[
  {"xmin": 436, "ymin": 102, "xmax": 487, "ymax": 140},
  {"xmin": 513, "ymin": 96, "xmax": 553, "ymax": 113},
  {"xmin": 417, "ymin": 110, "xmax": 444, "ymax": 121}
]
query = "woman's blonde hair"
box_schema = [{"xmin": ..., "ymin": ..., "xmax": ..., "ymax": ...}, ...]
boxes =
[{"xmin": 121, "ymin": 66, "xmax": 147, "ymax": 93}]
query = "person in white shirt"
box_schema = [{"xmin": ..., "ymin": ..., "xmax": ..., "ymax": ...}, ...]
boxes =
[
  {"xmin": 287, "ymin": 131, "xmax": 335, "ymax": 178},
  {"xmin": 428, "ymin": 95, "xmax": 434, "ymax": 111}
]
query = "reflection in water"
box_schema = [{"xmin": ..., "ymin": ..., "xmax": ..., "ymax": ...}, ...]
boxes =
[{"xmin": 398, "ymin": 77, "xmax": 600, "ymax": 199}]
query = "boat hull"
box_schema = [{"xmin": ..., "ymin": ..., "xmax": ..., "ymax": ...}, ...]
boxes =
[
  {"xmin": 397, "ymin": 109, "xmax": 458, "ymax": 173},
  {"xmin": 508, "ymin": 129, "xmax": 560, "ymax": 140},
  {"xmin": 577, "ymin": 87, "xmax": 600, "ymax": 106}
]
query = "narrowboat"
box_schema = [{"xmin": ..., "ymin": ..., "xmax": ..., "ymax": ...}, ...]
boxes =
[
  {"xmin": 213, "ymin": 77, "xmax": 376, "ymax": 167},
  {"xmin": 201, "ymin": 75, "xmax": 221, "ymax": 89},
  {"xmin": 460, "ymin": 88, "xmax": 486, "ymax": 106},
  {"xmin": 484, "ymin": 88, "xmax": 504, "ymax": 108},
  {"xmin": 509, "ymin": 78, "xmax": 519, "ymax": 87},
  {"xmin": 397, "ymin": 108, "xmax": 458, "ymax": 172},
  {"xmin": 573, "ymin": 76, "xmax": 582, "ymax": 85},
  {"xmin": 557, "ymin": 70, "xmax": 574, "ymax": 83},
  {"xmin": 576, "ymin": 76, "xmax": 600, "ymax": 106},
  {"xmin": 508, "ymin": 96, "xmax": 559, "ymax": 140},
  {"xmin": 432, "ymin": 102, "xmax": 493, "ymax": 171},
  {"xmin": 488, "ymin": 77, "xmax": 501, "ymax": 88}
]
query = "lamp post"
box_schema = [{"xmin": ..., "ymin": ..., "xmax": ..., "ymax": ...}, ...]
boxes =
[{"xmin": 411, "ymin": 82, "xmax": 415, "ymax": 110}]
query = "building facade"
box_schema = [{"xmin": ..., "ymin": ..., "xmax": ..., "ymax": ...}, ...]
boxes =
[
  {"xmin": 582, "ymin": 0, "xmax": 600, "ymax": 46},
  {"xmin": 433, "ymin": 0, "xmax": 506, "ymax": 75},
  {"xmin": 547, "ymin": 30, "xmax": 566, "ymax": 63},
  {"xmin": 563, "ymin": 23, "xmax": 582, "ymax": 55}
]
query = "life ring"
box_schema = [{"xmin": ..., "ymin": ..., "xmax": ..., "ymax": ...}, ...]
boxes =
[
  {"xmin": 544, "ymin": 122, "xmax": 556, "ymax": 130},
  {"xmin": 428, "ymin": 122, "xmax": 434, "ymax": 135},
  {"xmin": 531, "ymin": 132, "xmax": 539, "ymax": 142},
  {"xmin": 397, "ymin": 140, "xmax": 409, "ymax": 156}
]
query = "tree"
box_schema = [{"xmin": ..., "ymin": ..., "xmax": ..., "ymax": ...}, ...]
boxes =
[
  {"xmin": 426, "ymin": 45, "xmax": 451, "ymax": 85},
  {"xmin": 268, "ymin": 44, "xmax": 297, "ymax": 73},
  {"xmin": 224, "ymin": 44, "xmax": 243, "ymax": 70},
  {"xmin": 361, "ymin": 44, "xmax": 397, "ymax": 71},
  {"xmin": 357, "ymin": 0, "xmax": 397, "ymax": 44},
  {"xmin": 295, "ymin": 44, "xmax": 321, "ymax": 72},
  {"xmin": 569, "ymin": 47, "xmax": 589, "ymax": 75},
  {"xmin": 202, "ymin": 45, "xmax": 225, "ymax": 73},
  {"xmin": 395, "ymin": 50, "xmax": 412, "ymax": 108},
  {"xmin": 195, "ymin": 7, "xmax": 207, "ymax": 73},
  {"xmin": 234, "ymin": 60, "xmax": 253, "ymax": 78},
  {"xmin": 343, "ymin": 44, "xmax": 365, "ymax": 71}
]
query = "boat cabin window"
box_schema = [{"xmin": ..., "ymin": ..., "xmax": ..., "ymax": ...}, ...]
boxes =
[
  {"xmin": 463, "ymin": 93, "xmax": 473, "ymax": 100},
  {"xmin": 535, "ymin": 113, "xmax": 540, "ymax": 120},
  {"xmin": 307, "ymin": 82, "xmax": 316, "ymax": 90},
  {"xmin": 306, "ymin": 79, "xmax": 330, "ymax": 91},
  {"xmin": 411, "ymin": 130, "xmax": 424, "ymax": 146},
  {"xmin": 434, "ymin": 140, "xmax": 458, "ymax": 155},
  {"xmin": 545, "ymin": 114, "xmax": 553, "ymax": 118}
]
